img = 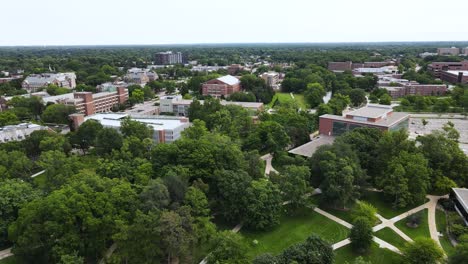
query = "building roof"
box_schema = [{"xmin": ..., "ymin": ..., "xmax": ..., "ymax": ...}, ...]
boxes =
[
  {"xmin": 320, "ymin": 110, "xmax": 409, "ymax": 128},
  {"xmin": 446, "ymin": 70, "xmax": 468, "ymax": 75},
  {"xmin": 288, "ymin": 136, "xmax": 335, "ymax": 157},
  {"xmin": 345, "ymin": 104, "xmax": 393, "ymax": 119},
  {"xmin": 453, "ymin": 188, "xmax": 468, "ymax": 212},
  {"xmin": 85, "ymin": 113, "xmax": 188, "ymax": 131},
  {"xmin": 217, "ymin": 75, "xmax": 240, "ymax": 85}
]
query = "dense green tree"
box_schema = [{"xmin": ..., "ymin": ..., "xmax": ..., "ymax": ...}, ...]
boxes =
[
  {"xmin": 0, "ymin": 179, "xmax": 40, "ymax": 247},
  {"xmin": 449, "ymin": 242, "xmax": 468, "ymax": 264},
  {"xmin": 37, "ymin": 150, "xmax": 83, "ymax": 191},
  {"xmin": 328, "ymin": 93, "xmax": 351, "ymax": 115},
  {"xmin": 377, "ymin": 151, "xmax": 430, "ymax": 208},
  {"xmin": 95, "ymin": 128, "xmax": 123, "ymax": 156},
  {"xmin": 253, "ymin": 253, "xmax": 277, "ymax": 264},
  {"xmin": 207, "ymin": 231, "xmax": 249, "ymax": 264},
  {"xmin": 347, "ymin": 88, "xmax": 367, "ymax": 107},
  {"xmin": 129, "ymin": 88, "xmax": 144, "ymax": 104},
  {"xmin": 139, "ymin": 179, "xmax": 170, "ymax": 212},
  {"xmin": 227, "ymin": 91, "xmax": 256, "ymax": 102},
  {"xmin": 215, "ymin": 170, "xmax": 252, "ymax": 223},
  {"xmin": 120, "ymin": 117, "xmax": 153, "ymax": 140},
  {"xmin": 0, "ymin": 111, "xmax": 19, "ymax": 126},
  {"xmin": 278, "ymin": 235, "xmax": 334, "ymax": 264},
  {"xmin": 304, "ymin": 82, "xmax": 326, "ymax": 108},
  {"xmin": 244, "ymin": 150, "xmax": 266, "ymax": 179},
  {"xmin": 158, "ymin": 209, "xmax": 195, "ymax": 263},
  {"xmin": 350, "ymin": 218, "xmax": 373, "ymax": 253},
  {"xmin": 41, "ymin": 104, "xmax": 76, "ymax": 124},
  {"xmin": 279, "ymin": 165, "xmax": 311, "ymax": 208},
  {"xmin": 351, "ymin": 201, "xmax": 378, "ymax": 226},
  {"xmin": 240, "ymin": 74, "xmax": 274, "ymax": 103},
  {"xmin": 70, "ymin": 119, "xmax": 103, "ymax": 152},
  {"xmin": 245, "ymin": 121, "xmax": 291, "ymax": 153},
  {"xmin": 379, "ymin": 93, "xmax": 392, "ymax": 105},
  {"xmin": 9, "ymin": 173, "xmax": 137, "ymax": 263},
  {"xmin": 401, "ymin": 238, "xmax": 444, "ymax": 264},
  {"xmin": 244, "ymin": 179, "xmax": 282, "ymax": 230}
]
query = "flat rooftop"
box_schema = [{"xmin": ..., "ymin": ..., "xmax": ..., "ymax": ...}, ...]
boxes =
[
  {"xmin": 345, "ymin": 104, "xmax": 393, "ymax": 119},
  {"xmin": 85, "ymin": 113, "xmax": 188, "ymax": 131},
  {"xmin": 446, "ymin": 70, "xmax": 468, "ymax": 75},
  {"xmin": 321, "ymin": 111, "xmax": 409, "ymax": 128},
  {"xmin": 288, "ymin": 136, "xmax": 335, "ymax": 157},
  {"xmin": 453, "ymin": 188, "xmax": 468, "ymax": 212}
]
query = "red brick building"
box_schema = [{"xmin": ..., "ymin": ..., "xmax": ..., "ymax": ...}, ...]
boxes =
[
  {"xmin": 319, "ymin": 104, "xmax": 409, "ymax": 136},
  {"xmin": 384, "ymin": 84, "xmax": 448, "ymax": 99},
  {"xmin": 202, "ymin": 75, "xmax": 241, "ymax": 97},
  {"xmin": 428, "ymin": 61, "xmax": 468, "ymax": 77},
  {"xmin": 328, "ymin": 61, "xmax": 395, "ymax": 72},
  {"xmin": 440, "ymin": 71, "xmax": 468, "ymax": 84}
]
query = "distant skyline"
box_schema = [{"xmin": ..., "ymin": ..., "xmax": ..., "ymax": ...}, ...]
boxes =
[{"xmin": 1, "ymin": 0, "xmax": 468, "ymax": 46}]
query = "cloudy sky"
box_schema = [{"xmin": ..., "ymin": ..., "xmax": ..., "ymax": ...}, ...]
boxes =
[{"xmin": 1, "ymin": 0, "xmax": 467, "ymax": 45}]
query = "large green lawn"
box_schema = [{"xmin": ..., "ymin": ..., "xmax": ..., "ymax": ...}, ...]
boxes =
[
  {"xmin": 360, "ymin": 191, "xmax": 426, "ymax": 219},
  {"xmin": 395, "ymin": 209, "xmax": 430, "ymax": 240},
  {"xmin": 374, "ymin": 227, "xmax": 408, "ymax": 250},
  {"xmin": 334, "ymin": 243, "xmax": 402, "ymax": 264},
  {"xmin": 435, "ymin": 208, "xmax": 456, "ymax": 256},
  {"xmin": 0, "ymin": 256, "xmax": 18, "ymax": 264},
  {"xmin": 242, "ymin": 207, "xmax": 350, "ymax": 259},
  {"xmin": 269, "ymin": 92, "xmax": 308, "ymax": 109}
]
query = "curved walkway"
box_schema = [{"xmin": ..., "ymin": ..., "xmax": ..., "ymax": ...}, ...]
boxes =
[{"xmin": 260, "ymin": 154, "xmax": 278, "ymax": 175}]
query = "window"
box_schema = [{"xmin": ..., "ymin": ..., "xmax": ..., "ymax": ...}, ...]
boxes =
[{"xmin": 332, "ymin": 121, "xmax": 348, "ymax": 136}]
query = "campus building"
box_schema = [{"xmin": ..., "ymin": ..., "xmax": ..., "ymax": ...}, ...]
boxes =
[
  {"xmin": 154, "ymin": 51, "xmax": 184, "ymax": 65},
  {"xmin": 0, "ymin": 123, "xmax": 47, "ymax": 143},
  {"xmin": 382, "ymin": 84, "xmax": 448, "ymax": 99},
  {"xmin": 124, "ymin": 68, "xmax": 158, "ymax": 85},
  {"xmin": 319, "ymin": 104, "xmax": 409, "ymax": 136},
  {"xmin": 71, "ymin": 113, "xmax": 191, "ymax": 144},
  {"xmin": 451, "ymin": 188, "xmax": 468, "ymax": 226},
  {"xmin": 439, "ymin": 71, "xmax": 468, "ymax": 84},
  {"xmin": 437, "ymin": 47, "xmax": 460, "ymax": 56},
  {"xmin": 43, "ymin": 87, "xmax": 128, "ymax": 116},
  {"xmin": 202, "ymin": 75, "xmax": 241, "ymax": 97},
  {"xmin": 260, "ymin": 72, "xmax": 280, "ymax": 89},
  {"xmin": 427, "ymin": 61, "xmax": 468, "ymax": 77},
  {"xmin": 22, "ymin": 72, "xmax": 77, "ymax": 92},
  {"xmin": 160, "ymin": 95, "xmax": 264, "ymax": 117},
  {"xmin": 327, "ymin": 61, "xmax": 395, "ymax": 73}
]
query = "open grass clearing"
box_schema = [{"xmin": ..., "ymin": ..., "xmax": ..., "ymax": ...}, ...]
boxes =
[
  {"xmin": 242, "ymin": 206, "xmax": 350, "ymax": 260},
  {"xmin": 395, "ymin": 209, "xmax": 430, "ymax": 240},
  {"xmin": 374, "ymin": 227, "xmax": 408, "ymax": 250},
  {"xmin": 334, "ymin": 242, "xmax": 402, "ymax": 264},
  {"xmin": 360, "ymin": 191, "xmax": 427, "ymax": 219}
]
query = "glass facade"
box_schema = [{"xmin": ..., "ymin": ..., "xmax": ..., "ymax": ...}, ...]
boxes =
[{"xmin": 389, "ymin": 118, "xmax": 409, "ymax": 131}]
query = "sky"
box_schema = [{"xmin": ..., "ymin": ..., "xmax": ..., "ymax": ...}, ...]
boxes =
[{"xmin": 1, "ymin": 0, "xmax": 468, "ymax": 46}]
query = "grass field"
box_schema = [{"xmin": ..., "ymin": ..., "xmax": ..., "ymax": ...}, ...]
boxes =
[
  {"xmin": 360, "ymin": 191, "xmax": 426, "ymax": 219},
  {"xmin": 374, "ymin": 227, "xmax": 408, "ymax": 250},
  {"xmin": 334, "ymin": 243, "xmax": 402, "ymax": 264},
  {"xmin": 0, "ymin": 256, "xmax": 18, "ymax": 264},
  {"xmin": 435, "ymin": 208, "xmax": 456, "ymax": 256},
  {"xmin": 242, "ymin": 207, "xmax": 350, "ymax": 259},
  {"xmin": 395, "ymin": 209, "xmax": 430, "ymax": 240},
  {"xmin": 269, "ymin": 92, "xmax": 308, "ymax": 109}
]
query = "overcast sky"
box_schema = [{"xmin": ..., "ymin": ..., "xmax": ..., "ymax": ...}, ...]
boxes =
[{"xmin": 1, "ymin": 0, "xmax": 467, "ymax": 46}]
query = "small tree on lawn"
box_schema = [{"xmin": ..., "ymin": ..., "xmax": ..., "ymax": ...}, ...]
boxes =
[
  {"xmin": 351, "ymin": 201, "xmax": 378, "ymax": 226},
  {"xmin": 350, "ymin": 218, "xmax": 373, "ymax": 253},
  {"xmin": 402, "ymin": 238, "xmax": 444, "ymax": 264}
]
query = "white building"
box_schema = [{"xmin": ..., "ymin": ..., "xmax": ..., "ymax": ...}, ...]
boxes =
[
  {"xmin": 22, "ymin": 72, "xmax": 77, "ymax": 92},
  {"xmin": 260, "ymin": 71, "xmax": 280, "ymax": 89},
  {"xmin": 0, "ymin": 123, "xmax": 47, "ymax": 143},
  {"xmin": 84, "ymin": 113, "xmax": 190, "ymax": 143}
]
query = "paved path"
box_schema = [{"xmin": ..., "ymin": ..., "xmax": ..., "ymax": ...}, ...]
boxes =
[
  {"xmin": 260, "ymin": 154, "xmax": 278, "ymax": 175},
  {"xmin": 427, "ymin": 195, "xmax": 448, "ymax": 246},
  {"xmin": 332, "ymin": 238, "xmax": 351, "ymax": 250},
  {"xmin": 313, "ymin": 208, "xmax": 353, "ymax": 229},
  {"xmin": 30, "ymin": 170, "xmax": 46, "ymax": 178},
  {"xmin": 373, "ymin": 236, "xmax": 401, "ymax": 254},
  {"xmin": 0, "ymin": 248, "xmax": 13, "ymax": 260}
]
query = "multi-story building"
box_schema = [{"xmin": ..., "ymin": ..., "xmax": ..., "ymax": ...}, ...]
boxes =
[
  {"xmin": 463, "ymin": 48, "xmax": 468, "ymax": 56},
  {"xmin": 22, "ymin": 72, "xmax": 76, "ymax": 92},
  {"xmin": 260, "ymin": 72, "xmax": 280, "ymax": 89},
  {"xmin": 154, "ymin": 51, "xmax": 184, "ymax": 65},
  {"xmin": 160, "ymin": 95, "xmax": 263, "ymax": 117},
  {"xmin": 0, "ymin": 123, "xmax": 47, "ymax": 143},
  {"xmin": 440, "ymin": 71, "xmax": 468, "ymax": 84},
  {"xmin": 450, "ymin": 188, "xmax": 468, "ymax": 226},
  {"xmin": 327, "ymin": 61, "xmax": 395, "ymax": 73},
  {"xmin": 0, "ymin": 75, "xmax": 22, "ymax": 84},
  {"xmin": 71, "ymin": 113, "xmax": 191, "ymax": 144},
  {"xmin": 227, "ymin": 64, "xmax": 244, "ymax": 75},
  {"xmin": 202, "ymin": 75, "xmax": 241, "ymax": 97},
  {"xmin": 427, "ymin": 61, "xmax": 468, "ymax": 77},
  {"xmin": 125, "ymin": 68, "xmax": 158, "ymax": 85},
  {"xmin": 319, "ymin": 104, "xmax": 409, "ymax": 137},
  {"xmin": 437, "ymin": 47, "xmax": 460, "ymax": 56},
  {"xmin": 43, "ymin": 87, "xmax": 128, "ymax": 116},
  {"xmin": 383, "ymin": 84, "xmax": 448, "ymax": 99}
]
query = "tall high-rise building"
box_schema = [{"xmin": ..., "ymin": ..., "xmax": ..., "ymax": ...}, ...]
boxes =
[{"xmin": 154, "ymin": 51, "xmax": 184, "ymax": 65}]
